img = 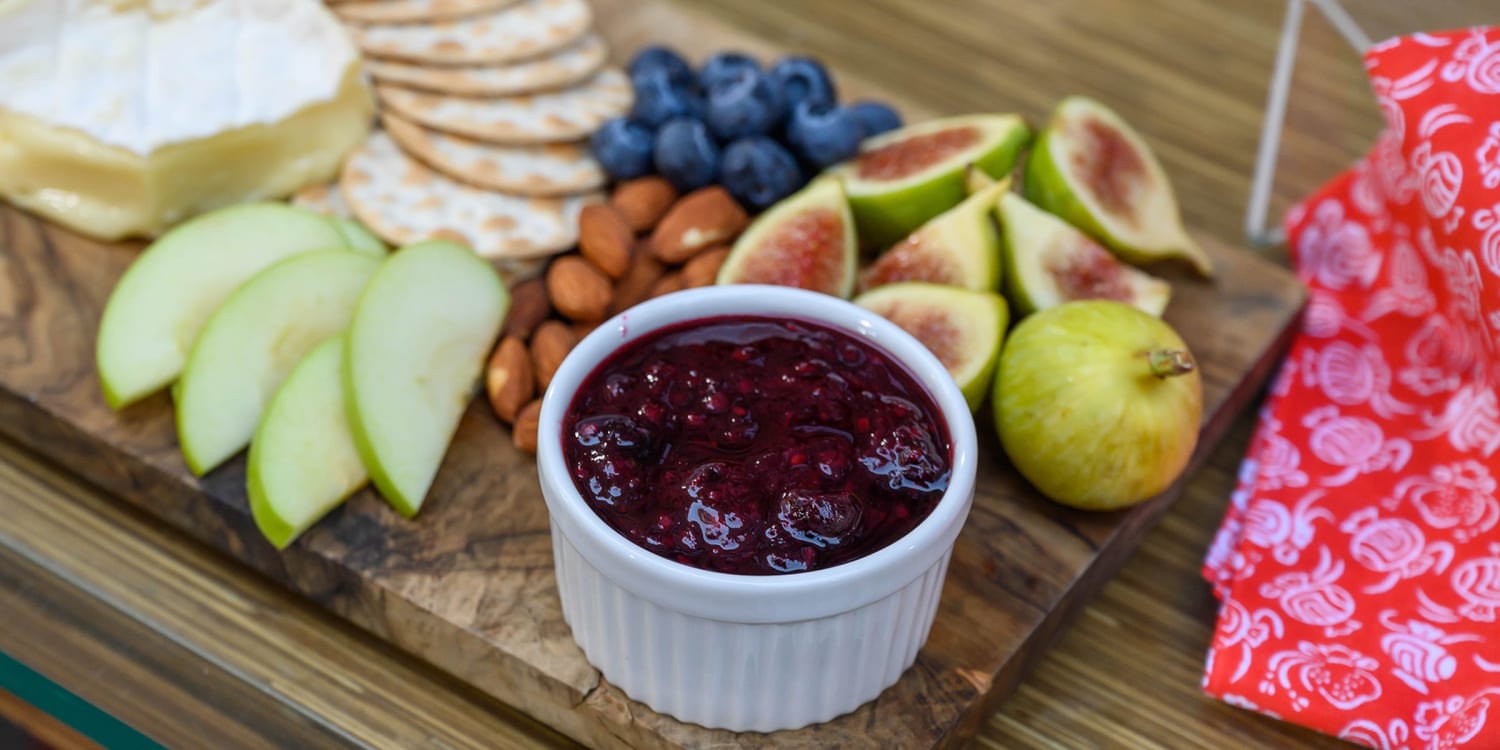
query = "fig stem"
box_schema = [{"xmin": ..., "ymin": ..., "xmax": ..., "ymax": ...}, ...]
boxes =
[{"xmin": 1147, "ymin": 349, "xmax": 1196, "ymax": 378}]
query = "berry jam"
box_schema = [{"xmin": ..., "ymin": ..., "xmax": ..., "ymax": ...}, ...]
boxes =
[{"xmin": 562, "ymin": 315, "xmax": 952, "ymax": 575}]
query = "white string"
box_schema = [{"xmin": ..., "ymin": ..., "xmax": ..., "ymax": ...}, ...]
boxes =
[
  {"xmin": 1245, "ymin": 0, "xmax": 1304, "ymax": 247},
  {"xmin": 1244, "ymin": 0, "xmax": 1373, "ymax": 247},
  {"xmin": 1309, "ymin": 0, "xmax": 1375, "ymax": 52}
]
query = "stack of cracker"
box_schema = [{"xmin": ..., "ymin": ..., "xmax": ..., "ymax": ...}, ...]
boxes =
[{"xmin": 298, "ymin": 0, "xmax": 632, "ymax": 275}]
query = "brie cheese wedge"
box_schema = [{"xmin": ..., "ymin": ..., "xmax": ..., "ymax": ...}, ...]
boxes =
[{"xmin": 0, "ymin": 0, "xmax": 374, "ymax": 240}]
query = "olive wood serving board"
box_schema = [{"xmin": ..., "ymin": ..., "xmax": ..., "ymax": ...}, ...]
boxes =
[{"xmin": 0, "ymin": 1, "xmax": 1305, "ymax": 747}]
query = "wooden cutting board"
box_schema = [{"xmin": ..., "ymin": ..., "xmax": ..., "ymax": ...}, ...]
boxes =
[{"xmin": 0, "ymin": 1, "xmax": 1305, "ymax": 747}]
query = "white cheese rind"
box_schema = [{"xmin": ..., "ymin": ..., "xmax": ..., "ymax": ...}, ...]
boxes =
[
  {"xmin": 0, "ymin": 67, "xmax": 374, "ymax": 240},
  {"xmin": 0, "ymin": 0, "xmax": 374, "ymax": 239},
  {"xmin": 0, "ymin": 0, "xmax": 361, "ymax": 155}
]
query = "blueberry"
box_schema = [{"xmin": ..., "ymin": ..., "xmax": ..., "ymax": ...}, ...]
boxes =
[
  {"xmin": 784, "ymin": 100, "xmax": 863, "ymax": 169},
  {"xmin": 698, "ymin": 51, "xmax": 760, "ymax": 92},
  {"xmin": 720, "ymin": 137, "xmax": 802, "ymax": 211},
  {"xmin": 628, "ymin": 46, "xmax": 694, "ymax": 90},
  {"xmin": 653, "ymin": 118, "xmax": 721, "ymax": 192},
  {"xmin": 630, "ymin": 69, "xmax": 704, "ymax": 128},
  {"xmin": 847, "ymin": 100, "xmax": 903, "ymax": 138},
  {"xmin": 769, "ymin": 56, "xmax": 836, "ymax": 111},
  {"xmin": 589, "ymin": 118, "xmax": 655, "ymax": 180},
  {"xmin": 704, "ymin": 67, "xmax": 785, "ymax": 141}
]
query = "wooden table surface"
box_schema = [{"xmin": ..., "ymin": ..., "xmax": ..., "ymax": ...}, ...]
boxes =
[{"xmin": 0, "ymin": 1, "xmax": 1490, "ymax": 748}]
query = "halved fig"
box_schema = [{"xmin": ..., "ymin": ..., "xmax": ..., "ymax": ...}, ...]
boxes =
[
  {"xmin": 853, "ymin": 282, "xmax": 1008, "ymax": 410},
  {"xmin": 998, "ymin": 193, "xmax": 1170, "ymax": 317},
  {"xmin": 858, "ymin": 178, "xmax": 1009, "ymax": 293},
  {"xmin": 832, "ymin": 114, "xmax": 1031, "ymax": 248},
  {"xmin": 964, "ymin": 162, "xmax": 998, "ymax": 195},
  {"xmin": 1023, "ymin": 96, "xmax": 1211, "ymax": 276},
  {"xmin": 717, "ymin": 178, "xmax": 858, "ymax": 298}
]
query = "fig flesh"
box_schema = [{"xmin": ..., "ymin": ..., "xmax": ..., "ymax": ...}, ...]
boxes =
[
  {"xmin": 833, "ymin": 114, "xmax": 1031, "ymax": 248},
  {"xmin": 716, "ymin": 177, "xmax": 858, "ymax": 297},
  {"xmin": 854, "ymin": 282, "xmax": 1007, "ymax": 410},
  {"xmin": 994, "ymin": 300, "xmax": 1201, "ymax": 510},
  {"xmin": 998, "ymin": 192, "xmax": 1170, "ymax": 317},
  {"xmin": 1023, "ymin": 96, "xmax": 1211, "ymax": 276},
  {"xmin": 858, "ymin": 178, "xmax": 1009, "ymax": 293}
]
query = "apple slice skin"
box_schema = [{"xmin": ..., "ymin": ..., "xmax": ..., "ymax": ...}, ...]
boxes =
[
  {"xmin": 247, "ymin": 335, "xmax": 367, "ymax": 549},
  {"xmin": 836, "ymin": 114, "xmax": 1032, "ymax": 249},
  {"xmin": 343, "ymin": 240, "xmax": 509, "ymax": 518},
  {"xmin": 853, "ymin": 282, "xmax": 1008, "ymax": 411},
  {"xmin": 176, "ymin": 250, "xmax": 382, "ymax": 476},
  {"xmin": 998, "ymin": 193, "xmax": 1171, "ymax": 318},
  {"xmin": 96, "ymin": 203, "xmax": 361, "ymax": 410},
  {"xmin": 1022, "ymin": 97, "xmax": 1211, "ymax": 276},
  {"xmin": 331, "ymin": 216, "xmax": 388, "ymax": 256}
]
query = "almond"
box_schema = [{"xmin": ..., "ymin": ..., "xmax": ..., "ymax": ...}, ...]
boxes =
[
  {"xmin": 681, "ymin": 245, "xmax": 730, "ymax": 289},
  {"xmin": 650, "ymin": 187, "xmax": 748, "ymax": 264},
  {"xmin": 571, "ymin": 319, "xmax": 600, "ymax": 341},
  {"xmin": 484, "ymin": 336, "xmax": 534, "ymax": 423},
  {"xmin": 546, "ymin": 255, "xmax": 612, "ymax": 323},
  {"xmin": 650, "ymin": 271, "xmax": 684, "ymax": 299},
  {"xmin": 530, "ymin": 320, "xmax": 577, "ymax": 390},
  {"xmin": 609, "ymin": 241, "xmax": 668, "ymax": 315},
  {"xmin": 577, "ymin": 204, "xmax": 633, "ymax": 279},
  {"xmin": 502, "ymin": 277, "xmax": 552, "ymax": 341},
  {"xmin": 513, "ymin": 399, "xmax": 542, "ymax": 453},
  {"xmin": 610, "ymin": 176, "xmax": 678, "ymax": 232}
]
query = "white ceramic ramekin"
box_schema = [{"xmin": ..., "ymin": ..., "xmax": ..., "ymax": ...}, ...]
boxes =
[{"xmin": 536, "ymin": 285, "xmax": 978, "ymax": 732}]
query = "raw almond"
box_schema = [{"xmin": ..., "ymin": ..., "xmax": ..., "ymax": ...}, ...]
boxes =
[
  {"xmin": 514, "ymin": 399, "xmax": 542, "ymax": 453},
  {"xmin": 610, "ymin": 176, "xmax": 677, "ymax": 232},
  {"xmin": 530, "ymin": 320, "xmax": 577, "ymax": 390},
  {"xmin": 681, "ymin": 246, "xmax": 730, "ymax": 289},
  {"xmin": 503, "ymin": 277, "xmax": 552, "ymax": 341},
  {"xmin": 571, "ymin": 319, "xmax": 599, "ymax": 341},
  {"xmin": 485, "ymin": 336, "xmax": 534, "ymax": 423},
  {"xmin": 577, "ymin": 204, "xmax": 633, "ymax": 279},
  {"xmin": 650, "ymin": 271, "xmax": 684, "ymax": 299},
  {"xmin": 650, "ymin": 187, "xmax": 748, "ymax": 264},
  {"xmin": 609, "ymin": 241, "xmax": 668, "ymax": 315},
  {"xmin": 546, "ymin": 255, "xmax": 612, "ymax": 323}
]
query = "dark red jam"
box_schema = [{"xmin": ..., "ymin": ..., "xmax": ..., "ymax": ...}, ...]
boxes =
[{"xmin": 562, "ymin": 315, "xmax": 952, "ymax": 575}]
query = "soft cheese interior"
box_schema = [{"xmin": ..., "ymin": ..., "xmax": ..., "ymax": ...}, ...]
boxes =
[{"xmin": 0, "ymin": 0, "xmax": 374, "ymax": 240}]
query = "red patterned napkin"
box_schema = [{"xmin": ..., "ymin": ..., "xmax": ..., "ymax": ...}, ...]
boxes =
[{"xmin": 1202, "ymin": 27, "xmax": 1500, "ymax": 748}]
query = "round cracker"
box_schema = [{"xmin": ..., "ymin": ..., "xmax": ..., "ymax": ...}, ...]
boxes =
[
  {"xmin": 348, "ymin": 0, "xmax": 591, "ymax": 66},
  {"xmin": 291, "ymin": 182, "xmax": 352, "ymax": 217},
  {"xmin": 375, "ymin": 68, "xmax": 630, "ymax": 144},
  {"xmin": 364, "ymin": 34, "xmax": 607, "ymax": 97},
  {"xmin": 382, "ymin": 112, "xmax": 604, "ymax": 196},
  {"xmin": 340, "ymin": 131, "xmax": 598, "ymax": 259},
  {"xmin": 333, "ymin": 0, "xmax": 519, "ymax": 24}
]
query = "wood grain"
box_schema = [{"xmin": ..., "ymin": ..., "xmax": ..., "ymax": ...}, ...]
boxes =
[
  {"xmin": 0, "ymin": 688, "xmax": 101, "ymax": 750},
  {"xmin": 0, "ymin": 0, "xmax": 1362, "ymax": 747}
]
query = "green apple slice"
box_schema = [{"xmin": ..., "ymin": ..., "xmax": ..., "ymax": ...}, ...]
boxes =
[
  {"xmin": 858, "ymin": 178, "xmax": 1010, "ymax": 293},
  {"xmin": 344, "ymin": 241, "xmax": 508, "ymax": 517},
  {"xmin": 717, "ymin": 178, "xmax": 859, "ymax": 298},
  {"xmin": 1023, "ymin": 96, "xmax": 1211, "ymax": 276},
  {"xmin": 176, "ymin": 250, "xmax": 382, "ymax": 475},
  {"xmin": 331, "ymin": 216, "xmax": 387, "ymax": 255},
  {"xmin": 248, "ymin": 335, "xmax": 366, "ymax": 549},
  {"xmin": 96, "ymin": 202, "xmax": 382, "ymax": 410},
  {"xmin": 831, "ymin": 114, "xmax": 1032, "ymax": 249},
  {"xmin": 998, "ymin": 193, "xmax": 1171, "ymax": 318},
  {"xmin": 853, "ymin": 282, "xmax": 1009, "ymax": 410}
]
